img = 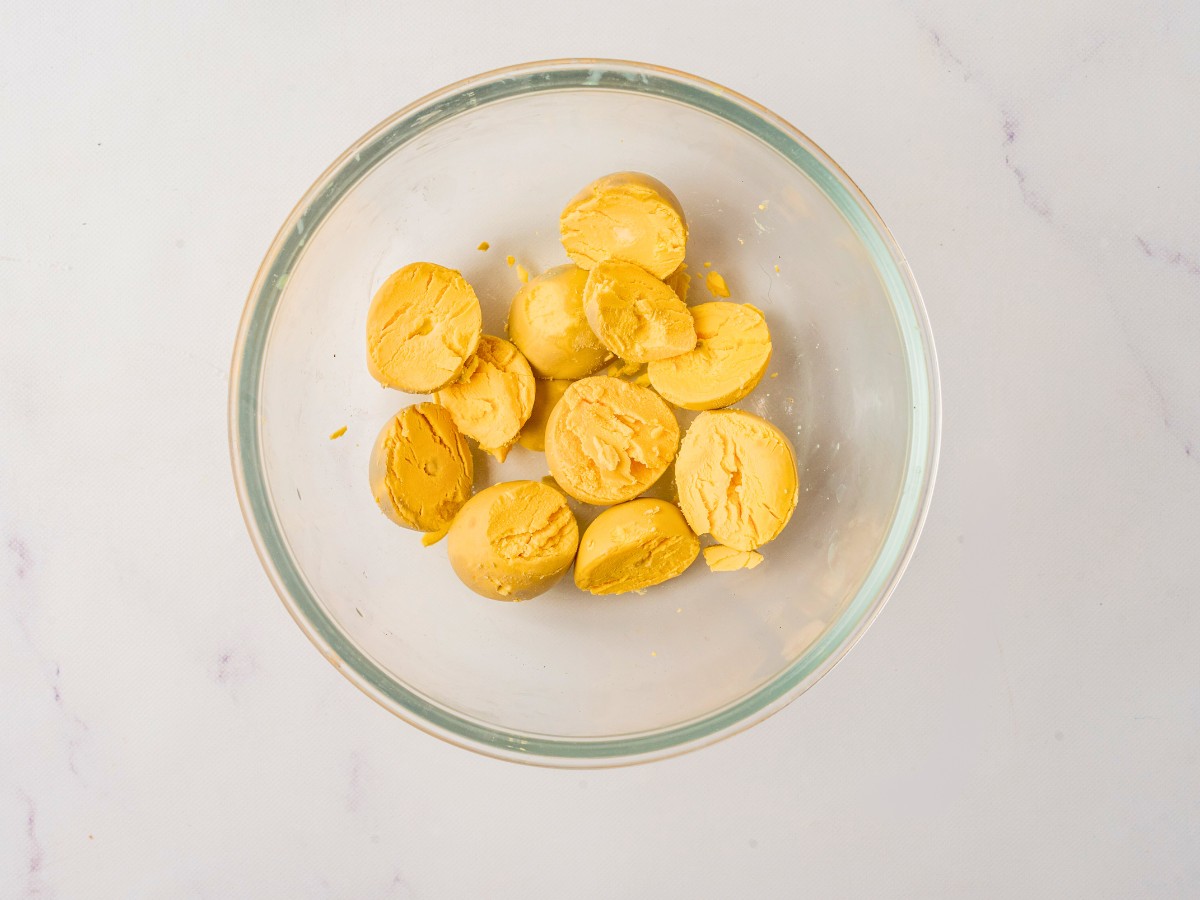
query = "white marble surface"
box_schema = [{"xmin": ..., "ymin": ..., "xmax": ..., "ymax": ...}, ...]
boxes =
[{"xmin": 2, "ymin": 0, "xmax": 1198, "ymax": 895}]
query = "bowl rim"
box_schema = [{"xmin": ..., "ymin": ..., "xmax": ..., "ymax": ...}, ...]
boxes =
[{"xmin": 228, "ymin": 58, "xmax": 942, "ymax": 768}]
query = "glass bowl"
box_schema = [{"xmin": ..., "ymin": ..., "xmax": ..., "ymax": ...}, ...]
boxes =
[{"xmin": 229, "ymin": 60, "xmax": 940, "ymax": 767}]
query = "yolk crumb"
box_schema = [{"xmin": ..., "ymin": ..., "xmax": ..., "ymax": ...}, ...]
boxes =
[
  {"xmin": 421, "ymin": 528, "xmax": 448, "ymax": 547},
  {"xmin": 703, "ymin": 544, "xmax": 764, "ymax": 572},
  {"xmin": 329, "ymin": 426, "xmax": 347, "ymax": 440},
  {"xmin": 477, "ymin": 241, "xmax": 490, "ymax": 251},
  {"xmin": 705, "ymin": 271, "xmax": 730, "ymax": 298}
]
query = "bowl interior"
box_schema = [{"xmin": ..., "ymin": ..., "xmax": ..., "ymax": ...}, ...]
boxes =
[{"xmin": 238, "ymin": 65, "xmax": 934, "ymax": 759}]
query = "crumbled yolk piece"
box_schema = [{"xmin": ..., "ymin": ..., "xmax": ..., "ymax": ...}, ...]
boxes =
[
  {"xmin": 421, "ymin": 527, "xmax": 448, "ymax": 547},
  {"xmin": 705, "ymin": 270, "xmax": 730, "ymax": 298},
  {"xmin": 516, "ymin": 264, "xmax": 529, "ymax": 284},
  {"xmin": 477, "ymin": 241, "xmax": 490, "ymax": 252},
  {"xmin": 506, "ymin": 254, "xmax": 516, "ymax": 267},
  {"xmin": 329, "ymin": 426, "xmax": 347, "ymax": 440},
  {"xmin": 703, "ymin": 544, "xmax": 764, "ymax": 572}
]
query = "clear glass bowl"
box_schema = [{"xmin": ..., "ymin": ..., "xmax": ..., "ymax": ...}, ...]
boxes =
[{"xmin": 229, "ymin": 60, "xmax": 940, "ymax": 766}]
